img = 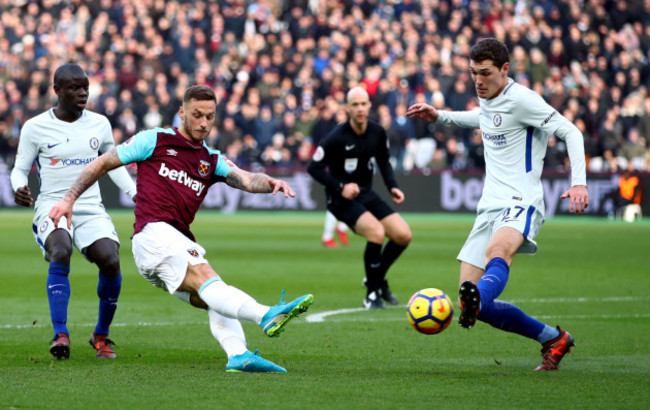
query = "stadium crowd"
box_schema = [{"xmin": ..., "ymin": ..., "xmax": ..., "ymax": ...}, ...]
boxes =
[{"xmin": 0, "ymin": 0, "xmax": 650, "ymax": 175}]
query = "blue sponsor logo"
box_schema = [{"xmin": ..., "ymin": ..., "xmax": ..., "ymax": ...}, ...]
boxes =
[
  {"xmin": 483, "ymin": 133, "xmax": 506, "ymax": 146},
  {"xmin": 61, "ymin": 157, "xmax": 96, "ymax": 166}
]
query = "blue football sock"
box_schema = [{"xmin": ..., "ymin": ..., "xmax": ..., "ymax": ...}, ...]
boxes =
[
  {"xmin": 477, "ymin": 257, "xmax": 509, "ymax": 308},
  {"xmin": 47, "ymin": 262, "xmax": 70, "ymax": 338},
  {"xmin": 95, "ymin": 271, "xmax": 122, "ymax": 335},
  {"xmin": 477, "ymin": 300, "xmax": 545, "ymax": 340}
]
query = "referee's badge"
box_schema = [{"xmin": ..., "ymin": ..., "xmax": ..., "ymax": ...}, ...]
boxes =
[
  {"xmin": 344, "ymin": 158, "xmax": 358, "ymax": 173},
  {"xmin": 89, "ymin": 137, "xmax": 100, "ymax": 150},
  {"xmin": 312, "ymin": 146, "xmax": 324, "ymax": 161},
  {"xmin": 493, "ymin": 114, "xmax": 502, "ymax": 127}
]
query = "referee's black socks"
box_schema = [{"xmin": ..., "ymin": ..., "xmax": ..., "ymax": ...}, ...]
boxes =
[{"xmin": 364, "ymin": 241, "xmax": 383, "ymax": 293}]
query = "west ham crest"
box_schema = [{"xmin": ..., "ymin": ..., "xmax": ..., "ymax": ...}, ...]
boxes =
[{"xmin": 198, "ymin": 160, "xmax": 211, "ymax": 177}]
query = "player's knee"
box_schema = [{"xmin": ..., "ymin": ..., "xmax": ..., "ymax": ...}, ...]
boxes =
[
  {"xmin": 485, "ymin": 246, "xmax": 512, "ymax": 263},
  {"xmin": 396, "ymin": 228, "xmax": 413, "ymax": 246},
  {"xmin": 367, "ymin": 226, "xmax": 385, "ymax": 243},
  {"xmin": 48, "ymin": 246, "xmax": 72, "ymax": 264},
  {"xmin": 97, "ymin": 254, "xmax": 121, "ymax": 277}
]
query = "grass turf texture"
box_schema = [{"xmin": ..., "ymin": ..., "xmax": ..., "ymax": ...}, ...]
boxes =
[{"xmin": 1, "ymin": 209, "xmax": 649, "ymax": 409}]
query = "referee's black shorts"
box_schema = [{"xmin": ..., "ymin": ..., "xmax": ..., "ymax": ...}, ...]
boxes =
[{"xmin": 327, "ymin": 190, "xmax": 395, "ymax": 231}]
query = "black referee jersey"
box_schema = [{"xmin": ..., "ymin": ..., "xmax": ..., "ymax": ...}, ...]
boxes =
[{"xmin": 307, "ymin": 120, "xmax": 399, "ymax": 197}]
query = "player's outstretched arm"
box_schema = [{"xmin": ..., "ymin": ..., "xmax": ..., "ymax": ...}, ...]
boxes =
[
  {"xmin": 225, "ymin": 167, "xmax": 295, "ymax": 198},
  {"xmin": 406, "ymin": 103, "xmax": 439, "ymax": 123},
  {"xmin": 560, "ymin": 185, "xmax": 589, "ymax": 214},
  {"xmin": 49, "ymin": 149, "xmax": 124, "ymax": 229}
]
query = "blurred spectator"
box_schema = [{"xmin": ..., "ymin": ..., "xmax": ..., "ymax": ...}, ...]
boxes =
[
  {"xmin": 216, "ymin": 116, "xmax": 242, "ymax": 153},
  {"xmin": 598, "ymin": 162, "xmax": 642, "ymax": 216},
  {"xmin": 620, "ymin": 128, "xmax": 647, "ymax": 170},
  {"xmin": 0, "ymin": 0, "xmax": 647, "ymax": 176},
  {"xmin": 466, "ymin": 129, "xmax": 485, "ymax": 170},
  {"xmin": 544, "ymin": 135, "xmax": 568, "ymax": 171}
]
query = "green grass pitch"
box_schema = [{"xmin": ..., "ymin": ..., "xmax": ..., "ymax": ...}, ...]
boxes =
[{"xmin": 1, "ymin": 209, "xmax": 649, "ymax": 409}]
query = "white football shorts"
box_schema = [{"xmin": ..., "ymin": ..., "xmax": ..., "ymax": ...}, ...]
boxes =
[
  {"xmin": 132, "ymin": 222, "xmax": 213, "ymax": 294},
  {"xmin": 457, "ymin": 202, "xmax": 544, "ymax": 270},
  {"xmin": 33, "ymin": 201, "xmax": 119, "ymax": 262}
]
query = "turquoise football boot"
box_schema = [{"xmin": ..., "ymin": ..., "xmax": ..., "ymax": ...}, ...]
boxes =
[{"xmin": 260, "ymin": 291, "xmax": 314, "ymax": 337}]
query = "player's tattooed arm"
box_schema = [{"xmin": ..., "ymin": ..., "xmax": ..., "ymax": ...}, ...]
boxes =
[
  {"xmin": 51, "ymin": 148, "xmax": 125, "ymax": 229},
  {"xmin": 226, "ymin": 168, "xmax": 295, "ymax": 197},
  {"xmin": 62, "ymin": 148, "xmax": 123, "ymax": 203},
  {"xmin": 225, "ymin": 168, "xmax": 271, "ymax": 193}
]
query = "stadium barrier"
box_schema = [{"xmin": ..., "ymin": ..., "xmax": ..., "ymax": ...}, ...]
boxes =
[{"xmin": 1, "ymin": 168, "xmax": 647, "ymax": 217}]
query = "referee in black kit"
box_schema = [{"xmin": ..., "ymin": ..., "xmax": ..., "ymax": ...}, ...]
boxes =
[{"xmin": 308, "ymin": 87, "xmax": 412, "ymax": 309}]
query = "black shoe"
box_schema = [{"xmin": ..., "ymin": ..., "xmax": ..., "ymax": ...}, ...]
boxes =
[
  {"xmin": 458, "ymin": 281, "xmax": 480, "ymax": 329},
  {"xmin": 363, "ymin": 278, "xmax": 399, "ymax": 305},
  {"xmin": 363, "ymin": 291, "xmax": 386, "ymax": 309},
  {"xmin": 379, "ymin": 281, "xmax": 399, "ymax": 305}
]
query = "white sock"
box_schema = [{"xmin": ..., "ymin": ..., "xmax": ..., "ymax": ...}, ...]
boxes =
[
  {"xmin": 208, "ymin": 309, "xmax": 247, "ymax": 357},
  {"xmin": 336, "ymin": 221, "xmax": 348, "ymax": 232},
  {"xmin": 322, "ymin": 211, "xmax": 337, "ymax": 241},
  {"xmin": 198, "ymin": 279, "xmax": 268, "ymax": 324}
]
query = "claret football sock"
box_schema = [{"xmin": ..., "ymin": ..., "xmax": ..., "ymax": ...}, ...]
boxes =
[
  {"xmin": 95, "ymin": 271, "xmax": 122, "ymax": 335},
  {"xmin": 477, "ymin": 257, "xmax": 509, "ymax": 308},
  {"xmin": 47, "ymin": 262, "xmax": 70, "ymax": 337}
]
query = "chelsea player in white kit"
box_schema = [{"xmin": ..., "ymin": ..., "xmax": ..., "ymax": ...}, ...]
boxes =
[
  {"xmin": 10, "ymin": 64, "xmax": 136, "ymax": 359},
  {"xmin": 407, "ymin": 39, "xmax": 589, "ymax": 371}
]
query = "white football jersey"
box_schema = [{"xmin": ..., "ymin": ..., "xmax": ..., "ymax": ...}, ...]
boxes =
[
  {"xmin": 10, "ymin": 108, "xmax": 136, "ymax": 208},
  {"xmin": 438, "ymin": 78, "xmax": 586, "ymax": 215}
]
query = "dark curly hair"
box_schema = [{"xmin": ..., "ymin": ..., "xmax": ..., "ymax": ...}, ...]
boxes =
[{"xmin": 469, "ymin": 38, "xmax": 510, "ymax": 69}]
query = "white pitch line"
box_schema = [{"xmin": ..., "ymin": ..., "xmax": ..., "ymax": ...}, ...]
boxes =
[
  {"xmin": 2, "ymin": 296, "xmax": 649, "ymax": 329},
  {"xmin": 304, "ymin": 295, "xmax": 650, "ymax": 323},
  {"xmin": 304, "ymin": 313, "xmax": 650, "ymax": 323}
]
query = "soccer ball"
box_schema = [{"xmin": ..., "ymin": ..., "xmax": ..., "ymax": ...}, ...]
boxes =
[{"xmin": 406, "ymin": 288, "xmax": 454, "ymax": 335}]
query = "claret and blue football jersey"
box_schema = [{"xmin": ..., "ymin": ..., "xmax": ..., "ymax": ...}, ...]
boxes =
[{"xmin": 116, "ymin": 127, "xmax": 234, "ymax": 241}]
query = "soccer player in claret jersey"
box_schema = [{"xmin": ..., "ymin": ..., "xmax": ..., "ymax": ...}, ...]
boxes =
[
  {"xmin": 10, "ymin": 64, "xmax": 137, "ymax": 359},
  {"xmin": 406, "ymin": 38, "xmax": 589, "ymax": 371},
  {"xmin": 49, "ymin": 85, "xmax": 313, "ymax": 373}
]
